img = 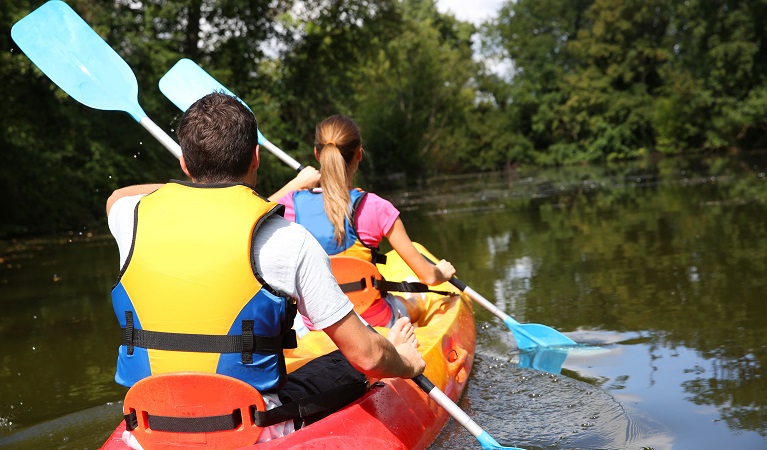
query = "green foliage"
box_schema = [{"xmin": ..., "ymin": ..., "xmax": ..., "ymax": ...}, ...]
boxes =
[
  {"xmin": 488, "ymin": 0, "xmax": 767, "ymax": 163},
  {"xmin": 4, "ymin": 0, "xmax": 767, "ymax": 236},
  {"xmin": 350, "ymin": 0, "xmax": 477, "ymax": 183}
]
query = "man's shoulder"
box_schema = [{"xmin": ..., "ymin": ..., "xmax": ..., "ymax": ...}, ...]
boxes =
[
  {"xmin": 254, "ymin": 215, "xmax": 315, "ymax": 253},
  {"xmin": 259, "ymin": 214, "xmax": 309, "ymax": 237}
]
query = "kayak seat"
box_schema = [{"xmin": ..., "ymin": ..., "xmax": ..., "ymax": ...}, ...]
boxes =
[
  {"xmin": 330, "ymin": 256, "xmax": 382, "ymax": 314},
  {"xmin": 330, "ymin": 256, "xmax": 454, "ymax": 325},
  {"xmin": 122, "ymin": 372, "xmax": 265, "ymax": 449}
]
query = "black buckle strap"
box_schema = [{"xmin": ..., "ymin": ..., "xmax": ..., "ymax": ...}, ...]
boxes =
[
  {"xmin": 242, "ymin": 320, "xmax": 254, "ymax": 364},
  {"xmin": 122, "ymin": 312, "xmax": 297, "ymax": 364},
  {"xmin": 124, "ymin": 311, "xmax": 135, "ymax": 355},
  {"xmin": 374, "ymin": 279, "xmax": 453, "ymax": 296},
  {"xmin": 124, "ymin": 409, "xmax": 243, "ymax": 433},
  {"xmin": 124, "ymin": 380, "xmax": 368, "ymax": 432}
]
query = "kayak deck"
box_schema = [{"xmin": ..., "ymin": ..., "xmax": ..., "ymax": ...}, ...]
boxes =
[{"xmin": 100, "ymin": 244, "xmax": 475, "ymax": 449}]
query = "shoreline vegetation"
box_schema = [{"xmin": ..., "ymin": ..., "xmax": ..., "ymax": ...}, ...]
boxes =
[{"xmin": 3, "ymin": 0, "xmax": 767, "ymax": 238}]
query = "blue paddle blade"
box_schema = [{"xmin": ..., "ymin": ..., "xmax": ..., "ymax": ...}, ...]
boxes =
[
  {"xmin": 504, "ymin": 318, "xmax": 577, "ymax": 351},
  {"xmin": 159, "ymin": 59, "xmax": 266, "ymax": 145},
  {"xmin": 518, "ymin": 347, "xmax": 569, "ymax": 374},
  {"xmin": 158, "ymin": 59, "xmax": 234, "ymax": 111},
  {"xmin": 477, "ymin": 431, "xmax": 524, "ymax": 450},
  {"xmin": 11, "ymin": 0, "xmax": 146, "ymax": 122}
]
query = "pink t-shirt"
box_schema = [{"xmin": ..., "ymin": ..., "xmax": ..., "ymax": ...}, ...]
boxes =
[{"xmin": 278, "ymin": 189, "xmax": 400, "ymax": 247}]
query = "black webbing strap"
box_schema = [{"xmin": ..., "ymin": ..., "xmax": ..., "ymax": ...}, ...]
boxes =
[
  {"xmin": 372, "ymin": 251, "xmax": 387, "ymax": 265},
  {"xmin": 122, "ymin": 313, "xmax": 297, "ymax": 363},
  {"xmin": 337, "ymin": 277, "xmax": 452, "ymax": 297},
  {"xmin": 374, "ymin": 279, "xmax": 453, "ymax": 296},
  {"xmin": 252, "ymin": 381, "xmax": 369, "ymax": 427},
  {"xmin": 337, "ymin": 278, "xmax": 369, "ymax": 293},
  {"xmin": 124, "ymin": 409, "xmax": 243, "ymax": 433}
]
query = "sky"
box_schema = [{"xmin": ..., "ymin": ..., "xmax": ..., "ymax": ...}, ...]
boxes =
[
  {"xmin": 435, "ymin": 0, "xmax": 506, "ymax": 26},
  {"xmin": 436, "ymin": 0, "xmax": 512, "ymax": 77}
]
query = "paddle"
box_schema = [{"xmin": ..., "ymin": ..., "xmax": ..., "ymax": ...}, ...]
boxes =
[
  {"xmin": 158, "ymin": 58, "xmax": 306, "ymax": 172},
  {"xmin": 10, "ymin": 0, "xmax": 181, "ymax": 159},
  {"xmin": 411, "ymin": 375, "xmax": 521, "ymax": 449},
  {"xmin": 362, "ymin": 319, "xmax": 520, "ymax": 450},
  {"xmin": 422, "ymin": 255, "xmax": 577, "ymax": 351}
]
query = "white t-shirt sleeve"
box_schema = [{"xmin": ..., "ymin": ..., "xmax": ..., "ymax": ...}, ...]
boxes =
[
  {"xmin": 107, "ymin": 195, "xmax": 144, "ymax": 269},
  {"xmin": 254, "ymin": 216, "xmax": 353, "ymax": 330}
]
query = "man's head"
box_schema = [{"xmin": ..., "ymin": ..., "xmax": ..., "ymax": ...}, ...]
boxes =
[{"xmin": 177, "ymin": 92, "xmax": 258, "ymax": 183}]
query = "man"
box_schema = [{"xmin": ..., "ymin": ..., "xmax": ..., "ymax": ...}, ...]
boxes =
[{"xmin": 106, "ymin": 92, "xmax": 424, "ymax": 444}]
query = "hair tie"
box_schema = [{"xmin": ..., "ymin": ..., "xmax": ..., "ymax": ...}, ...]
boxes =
[{"xmin": 325, "ymin": 141, "xmax": 337, "ymax": 146}]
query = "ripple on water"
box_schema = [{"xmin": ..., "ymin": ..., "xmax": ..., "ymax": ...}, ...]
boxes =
[
  {"xmin": 0, "ymin": 402, "xmax": 123, "ymax": 450},
  {"xmin": 430, "ymin": 353, "xmax": 650, "ymax": 450}
]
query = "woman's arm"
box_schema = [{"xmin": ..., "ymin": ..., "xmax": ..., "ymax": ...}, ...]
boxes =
[
  {"xmin": 267, "ymin": 166, "xmax": 320, "ymax": 202},
  {"xmin": 385, "ymin": 218, "xmax": 455, "ymax": 285}
]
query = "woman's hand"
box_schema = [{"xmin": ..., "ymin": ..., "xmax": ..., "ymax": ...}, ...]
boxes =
[{"xmin": 434, "ymin": 259, "xmax": 456, "ymax": 284}]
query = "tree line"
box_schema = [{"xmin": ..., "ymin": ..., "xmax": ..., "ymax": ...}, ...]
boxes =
[{"xmin": 2, "ymin": 0, "xmax": 766, "ymax": 236}]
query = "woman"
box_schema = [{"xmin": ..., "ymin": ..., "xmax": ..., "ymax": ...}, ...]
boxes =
[{"xmin": 278, "ymin": 115, "xmax": 455, "ymax": 328}]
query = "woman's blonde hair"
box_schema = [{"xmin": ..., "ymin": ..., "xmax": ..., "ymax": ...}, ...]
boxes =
[{"xmin": 314, "ymin": 115, "xmax": 361, "ymax": 244}]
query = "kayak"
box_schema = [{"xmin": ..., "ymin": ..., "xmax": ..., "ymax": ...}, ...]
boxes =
[{"xmin": 100, "ymin": 243, "xmax": 476, "ymax": 450}]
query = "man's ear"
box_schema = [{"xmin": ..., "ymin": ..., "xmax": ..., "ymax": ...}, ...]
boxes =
[
  {"xmin": 252, "ymin": 145, "xmax": 261, "ymax": 169},
  {"xmin": 180, "ymin": 155, "xmax": 192, "ymax": 178}
]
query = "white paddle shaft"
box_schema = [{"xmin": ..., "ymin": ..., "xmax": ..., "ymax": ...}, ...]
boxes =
[
  {"xmin": 261, "ymin": 137, "xmax": 303, "ymax": 171},
  {"xmin": 426, "ymin": 385, "xmax": 484, "ymax": 438},
  {"xmin": 139, "ymin": 116, "xmax": 182, "ymax": 159},
  {"xmin": 463, "ymin": 286, "xmax": 514, "ymax": 324}
]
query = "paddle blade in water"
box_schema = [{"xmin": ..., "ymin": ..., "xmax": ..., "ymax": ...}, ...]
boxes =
[
  {"xmin": 505, "ymin": 319, "xmax": 577, "ymax": 351},
  {"xmin": 518, "ymin": 347, "xmax": 569, "ymax": 374},
  {"xmin": 11, "ymin": 1, "xmax": 146, "ymax": 122}
]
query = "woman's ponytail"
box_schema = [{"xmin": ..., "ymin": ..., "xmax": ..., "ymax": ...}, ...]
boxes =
[{"xmin": 315, "ymin": 115, "xmax": 362, "ymax": 244}]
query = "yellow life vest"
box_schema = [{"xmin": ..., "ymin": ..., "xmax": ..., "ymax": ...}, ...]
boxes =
[{"xmin": 111, "ymin": 181, "xmax": 296, "ymax": 392}]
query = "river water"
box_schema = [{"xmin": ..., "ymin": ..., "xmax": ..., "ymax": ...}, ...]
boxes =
[{"xmin": 1, "ymin": 153, "xmax": 766, "ymax": 449}]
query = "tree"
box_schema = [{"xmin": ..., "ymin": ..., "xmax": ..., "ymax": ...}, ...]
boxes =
[{"xmin": 350, "ymin": 0, "xmax": 477, "ymax": 182}]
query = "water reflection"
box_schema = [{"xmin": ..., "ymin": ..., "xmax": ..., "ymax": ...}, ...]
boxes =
[
  {"xmin": 403, "ymin": 153, "xmax": 767, "ymax": 448},
  {"xmin": 2, "ymin": 154, "xmax": 767, "ymax": 449}
]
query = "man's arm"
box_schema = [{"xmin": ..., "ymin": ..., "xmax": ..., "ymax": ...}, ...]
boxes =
[
  {"xmin": 323, "ymin": 310, "xmax": 425, "ymax": 379},
  {"xmin": 289, "ymin": 223, "xmax": 425, "ymax": 379},
  {"xmin": 106, "ymin": 184, "xmax": 164, "ymax": 215}
]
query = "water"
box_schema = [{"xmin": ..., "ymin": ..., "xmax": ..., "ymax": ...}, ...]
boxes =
[{"xmin": 1, "ymin": 154, "xmax": 766, "ymax": 449}]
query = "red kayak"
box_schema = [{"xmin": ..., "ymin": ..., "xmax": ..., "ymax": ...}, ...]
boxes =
[{"xmin": 100, "ymin": 244, "xmax": 476, "ymax": 449}]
